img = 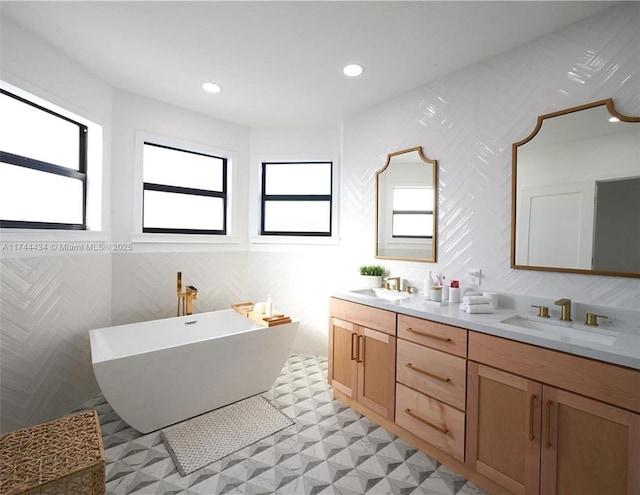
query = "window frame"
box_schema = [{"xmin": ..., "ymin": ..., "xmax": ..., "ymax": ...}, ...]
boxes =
[
  {"xmin": 141, "ymin": 141, "xmax": 228, "ymax": 235},
  {"xmin": 133, "ymin": 132, "xmax": 236, "ymax": 244},
  {"xmin": 260, "ymin": 160, "xmax": 333, "ymax": 237},
  {"xmin": 0, "ymin": 88, "xmax": 88, "ymax": 230},
  {"xmin": 391, "ymin": 185, "xmax": 434, "ymax": 239}
]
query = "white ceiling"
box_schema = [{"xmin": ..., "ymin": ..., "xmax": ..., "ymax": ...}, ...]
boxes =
[{"xmin": 1, "ymin": 1, "xmax": 618, "ymax": 128}]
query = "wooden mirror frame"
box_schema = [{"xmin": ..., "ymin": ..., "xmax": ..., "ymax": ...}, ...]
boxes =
[
  {"xmin": 375, "ymin": 146, "xmax": 438, "ymax": 263},
  {"xmin": 511, "ymin": 99, "xmax": 640, "ymax": 278}
]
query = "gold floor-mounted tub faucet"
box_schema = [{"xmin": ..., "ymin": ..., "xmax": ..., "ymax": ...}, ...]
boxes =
[{"xmin": 177, "ymin": 271, "xmax": 198, "ymax": 316}]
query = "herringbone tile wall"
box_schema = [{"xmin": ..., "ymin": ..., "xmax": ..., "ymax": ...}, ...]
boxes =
[
  {"xmin": 0, "ymin": 254, "xmax": 111, "ymax": 432},
  {"xmin": 111, "ymin": 251, "xmax": 249, "ymax": 326},
  {"xmin": 340, "ymin": 2, "xmax": 640, "ymax": 306},
  {"xmin": 1, "ymin": 3, "xmax": 638, "ymax": 435}
]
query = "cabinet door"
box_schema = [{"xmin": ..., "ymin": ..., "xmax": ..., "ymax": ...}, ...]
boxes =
[
  {"xmin": 328, "ymin": 317, "xmax": 358, "ymax": 399},
  {"xmin": 467, "ymin": 362, "xmax": 542, "ymax": 495},
  {"xmin": 357, "ymin": 327, "xmax": 396, "ymax": 420},
  {"xmin": 541, "ymin": 386, "xmax": 640, "ymax": 495}
]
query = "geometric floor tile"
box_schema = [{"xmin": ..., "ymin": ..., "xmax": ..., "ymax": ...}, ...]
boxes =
[{"xmin": 77, "ymin": 354, "xmax": 488, "ymax": 494}]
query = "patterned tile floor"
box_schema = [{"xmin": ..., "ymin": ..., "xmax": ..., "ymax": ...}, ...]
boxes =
[{"xmin": 78, "ymin": 354, "xmax": 488, "ymax": 494}]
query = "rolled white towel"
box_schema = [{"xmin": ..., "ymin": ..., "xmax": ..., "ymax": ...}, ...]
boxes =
[
  {"xmin": 459, "ymin": 303, "xmax": 495, "ymax": 314},
  {"xmin": 462, "ymin": 295, "xmax": 492, "ymax": 305}
]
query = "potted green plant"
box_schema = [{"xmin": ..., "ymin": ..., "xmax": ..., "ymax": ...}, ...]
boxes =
[{"xmin": 359, "ymin": 265, "xmax": 384, "ymax": 288}]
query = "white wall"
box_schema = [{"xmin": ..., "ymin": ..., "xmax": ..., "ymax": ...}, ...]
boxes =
[
  {"xmin": 245, "ymin": 3, "xmax": 640, "ymax": 358},
  {"xmin": 338, "ymin": 2, "xmax": 640, "ymax": 309},
  {"xmin": 109, "ymin": 90, "xmax": 253, "ymax": 326},
  {"xmin": 1, "ymin": 3, "xmax": 639, "ymax": 433},
  {"xmin": 0, "ymin": 18, "xmax": 113, "ymax": 433},
  {"xmin": 247, "ymin": 127, "xmax": 342, "ymax": 355},
  {"xmin": 110, "ymin": 89, "xmax": 251, "ymax": 248}
]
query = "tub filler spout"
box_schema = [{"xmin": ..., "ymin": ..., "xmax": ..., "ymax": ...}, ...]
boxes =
[{"xmin": 177, "ymin": 271, "xmax": 198, "ymax": 316}]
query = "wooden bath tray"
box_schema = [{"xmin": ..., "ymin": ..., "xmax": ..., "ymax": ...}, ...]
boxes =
[
  {"xmin": 232, "ymin": 302, "xmax": 292, "ymax": 327},
  {"xmin": 231, "ymin": 302, "xmax": 254, "ymax": 317}
]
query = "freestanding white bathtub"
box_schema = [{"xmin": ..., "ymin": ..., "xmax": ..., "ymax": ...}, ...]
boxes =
[{"xmin": 89, "ymin": 309, "xmax": 299, "ymax": 433}]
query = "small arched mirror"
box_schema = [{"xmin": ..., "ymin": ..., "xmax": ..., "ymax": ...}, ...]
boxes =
[
  {"xmin": 376, "ymin": 147, "xmax": 437, "ymax": 262},
  {"xmin": 512, "ymin": 99, "xmax": 640, "ymax": 277}
]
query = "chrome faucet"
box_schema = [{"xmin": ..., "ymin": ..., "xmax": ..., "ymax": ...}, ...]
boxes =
[{"xmin": 554, "ymin": 298, "xmax": 572, "ymax": 322}]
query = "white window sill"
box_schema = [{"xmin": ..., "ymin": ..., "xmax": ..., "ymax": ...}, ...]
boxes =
[
  {"xmin": 0, "ymin": 229, "xmax": 109, "ymax": 242},
  {"xmin": 131, "ymin": 233, "xmax": 240, "ymax": 244},
  {"xmin": 250, "ymin": 235, "xmax": 340, "ymax": 246}
]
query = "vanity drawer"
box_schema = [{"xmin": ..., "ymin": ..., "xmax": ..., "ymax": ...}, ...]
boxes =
[
  {"xmin": 396, "ymin": 339, "xmax": 466, "ymax": 410},
  {"xmin": 330, "ymin": 297, "xmax": 396, "ymax": 335},
  {"xmin": 395, "ymin": 383, "xmax": 465, "ymax": 462},
  {"xmin": 398, "ymin": 314, "xmax": 467, "ymax": 357}
]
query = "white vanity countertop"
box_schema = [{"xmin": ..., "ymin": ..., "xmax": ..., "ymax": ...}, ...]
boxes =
[{"xmin": 332, "ymin": 290, "xmax": 640, "ymax": 370}]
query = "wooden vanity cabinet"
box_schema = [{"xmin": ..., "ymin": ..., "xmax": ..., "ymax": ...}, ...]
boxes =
[
  {"xmin": 395, "ymin": 314, "xmax": 468, "ymax": 462},
  {"xmin": 328, "ymin": 297, "xmax": 640, "ymax": 495},
  {"xmin": 328, "ymin": 298, "xmax": 396, "ymax": 420},
  {"xmin": 467, "ymin": 332, "xmax": 640, "ymax": 495}
]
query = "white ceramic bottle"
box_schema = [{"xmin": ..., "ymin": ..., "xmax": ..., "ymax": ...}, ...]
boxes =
[{"xmin": 265, "ymin": 295, "xmax": 273, "ymax": 317}]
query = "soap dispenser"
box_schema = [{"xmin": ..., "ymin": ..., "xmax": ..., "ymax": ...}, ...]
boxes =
[{"xmin": 265, "ymin": 295, "xmax": 273, "ymax": 317}]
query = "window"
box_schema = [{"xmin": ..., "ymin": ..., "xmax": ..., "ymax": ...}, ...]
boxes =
[
  {"xmin": 0, "ymin": 89, "xmax": 88, "ymax": 229},
  {"xmin": 261, "ymin": 161, "xmax": 333, "ymax": 236},
  {"xmin": 391, "ymin": 186, "xmax": 434, "ymax": 238},
  {"xmin": 142, "ymin": 142, "xmax": 227, "ymax": 234}
]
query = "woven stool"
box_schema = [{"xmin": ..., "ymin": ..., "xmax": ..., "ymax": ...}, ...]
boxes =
[{"xmin": 0, "ymin": 410, "xmax": 105, "ymax": 495}]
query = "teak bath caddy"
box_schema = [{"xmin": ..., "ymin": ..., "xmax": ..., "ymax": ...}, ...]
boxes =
[{"xmin": 231, "ymin": 302, "xmax": 292, "ymax": 327}]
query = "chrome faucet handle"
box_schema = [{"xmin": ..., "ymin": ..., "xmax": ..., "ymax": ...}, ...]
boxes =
[
  {"xmin": 554, "ymin": 298, "xmax": 572, "ymax": 322},
  {"xmin": 585, "ymin": 313, "xmax": 608, "ymax": 327},
  {"xmin": 531, "ymin": 305, "xmax": 550, "ymax": 318}
]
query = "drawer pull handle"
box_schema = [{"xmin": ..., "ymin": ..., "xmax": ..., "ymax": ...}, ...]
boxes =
[
  {"xmin": 405, "ymin": 363, "xmax": 451, "ymax": 383},
  {"xmin": 544, "ymin": 400, "xmax": 552, "ymax": 449},
  {"xmin": 404, "ymin": 408, "xmax": 449, "ymax": 434},
  {"xmin": 350, "ymin": 332, "xmax": 357, "ymax": 361},
  {"xmin": 358, "ymin": 335, "xmax": 364, "ymax": 363},
  {"xmin": 406, "ymin": 327, "xmax": 451, "ymax": 342},
  {"xmin": 529, "ymin": 394, "xmax": 536, "ymax": 441}
]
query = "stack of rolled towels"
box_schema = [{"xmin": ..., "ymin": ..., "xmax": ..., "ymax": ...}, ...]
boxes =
[{"xmin": 459, "ymin": 294, "xmax": 495, "ymax": 314}]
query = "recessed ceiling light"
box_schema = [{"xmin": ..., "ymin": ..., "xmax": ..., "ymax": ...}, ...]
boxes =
[
  {"xmin": 202, "ymin": 82, "xmax": 222, "ymax": 93},
  {"xmin": 609, "ymin": 116, "xmax": 620, "ymax": 123},
  {"xmin": 343, "ymin": 64, "xmax": 364, "ymax": 77}
]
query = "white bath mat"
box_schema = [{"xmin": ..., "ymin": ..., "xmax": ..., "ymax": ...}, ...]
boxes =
[{"xmin": 160, "ymin": 394, "xmax": 294, "ymax": 476}]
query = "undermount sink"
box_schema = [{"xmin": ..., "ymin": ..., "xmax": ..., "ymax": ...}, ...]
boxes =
[
  {"xmin": 500, "ymin": 314, "xmax": 620, "ymax": 346},
  {"xmin": 352, "ymin": 288, "xmax": 413, "ymax": 301}
]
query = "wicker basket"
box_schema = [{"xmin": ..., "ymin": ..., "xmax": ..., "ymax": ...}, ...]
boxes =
[{"xmin": 0, "ymin": 410, "xmax": 105, "ymax": 495}]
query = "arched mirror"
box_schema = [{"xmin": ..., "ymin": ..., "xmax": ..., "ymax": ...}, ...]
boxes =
[
  {"xmin": 376, "ymin": 147, "xmax": 437, "ymax": 262},
  {"xmin": 512, "ymin": 99, "xmax": 640, "ymax": 278}
]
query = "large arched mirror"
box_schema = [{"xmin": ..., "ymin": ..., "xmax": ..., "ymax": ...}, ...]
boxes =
[
  {"xmin": 376, "ymin": 147, "xmax": 437, "ymax": 262},
  {"xmin": 512, "ymin": 99, "xmax": 640, "ymax": 278}
]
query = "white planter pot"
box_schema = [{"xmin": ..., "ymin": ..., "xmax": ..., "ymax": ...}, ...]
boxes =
[{"xmin": 360, "ymin": 275, "xmax": 382, "ymax": 289}]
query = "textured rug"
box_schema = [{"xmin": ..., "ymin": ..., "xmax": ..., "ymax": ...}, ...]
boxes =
[{"xmin": 160, "ymin": 394, "xmax": 294, "ymax": 476}]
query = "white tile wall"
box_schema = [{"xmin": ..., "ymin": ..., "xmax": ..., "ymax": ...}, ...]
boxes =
[
  {"xmin": 0, "ymin": 254, "xmax": 111, "ymax": 432},
  {"xmin": 111, "ymin": 251, "xmax": 249, "ymax": 325},
  {"xmin": 340, "ymin": 2, "xmax": 640, "ymax": 307}
]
